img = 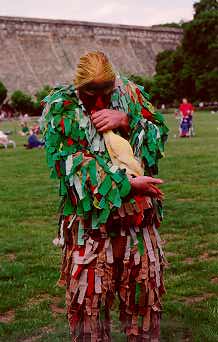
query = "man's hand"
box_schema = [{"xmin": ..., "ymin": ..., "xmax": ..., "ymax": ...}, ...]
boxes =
[
  {"xmin": 91, "ymin": 109, "xmax": 129, "ymax": 132},
  {"xmin": 129, "ymin": 176, "xmax": 164, "ymax": 200}
]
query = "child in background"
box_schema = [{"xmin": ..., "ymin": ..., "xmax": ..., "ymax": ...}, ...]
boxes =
[{"xmin": 179, "ymin": 98, "xmax": 195, "ymax": 137}]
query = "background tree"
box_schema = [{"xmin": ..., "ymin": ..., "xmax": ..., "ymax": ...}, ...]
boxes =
[
  {"xmin": 194, "ymin": 0, "xmax": 218, "ymax": 18},
  {"xmin": 11, "ymin": 90, "xmax": 35, "ymax": 115},
  {"xmin": 0, "ymin": 81, "xmax": 7, "ymax": 106},
  {"xmin": 153, "ymin": 0, "xmax": 218, "ymax": 105},
  {"xmin": 182, "ymin": 3, "xmax": 218, "ymax": 101}
]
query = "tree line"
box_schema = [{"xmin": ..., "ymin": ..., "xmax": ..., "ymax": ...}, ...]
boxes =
[
  {"xmin": 130, "ymin": 0, "xmax": 218, "ymax": 106},
  {"xmin": 0, "ymin": 83, "xmax": 51, "ymax": 116}
]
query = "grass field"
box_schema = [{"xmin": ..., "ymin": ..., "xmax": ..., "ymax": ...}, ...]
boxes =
[{"xmin": 0, "ymin": 112, "xmax": 218, "ymax": 342}]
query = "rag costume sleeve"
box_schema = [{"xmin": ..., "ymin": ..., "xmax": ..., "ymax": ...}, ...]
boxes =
[
  {"xmin": 125, "ymin": 80, "xmax": 169, "ymax": 175},
  {"xmin": 41, "ymin": 86, "xmax": 131, "ymax": 228}
]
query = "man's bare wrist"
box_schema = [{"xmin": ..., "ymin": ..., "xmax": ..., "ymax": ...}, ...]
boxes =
[{"xmin": 121, "ymin": 112, "xmax": 130, "ymax": 131}]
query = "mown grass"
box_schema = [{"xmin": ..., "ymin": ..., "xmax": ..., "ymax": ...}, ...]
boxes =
[{"xmin": 0, "ymin": 112, "xmax": 218, "ymax": 341}]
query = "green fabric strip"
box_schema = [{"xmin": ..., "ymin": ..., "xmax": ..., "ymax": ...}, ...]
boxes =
[{"xmin": 77, "ymin": 221, "xmax": 85, "ymax": 245}]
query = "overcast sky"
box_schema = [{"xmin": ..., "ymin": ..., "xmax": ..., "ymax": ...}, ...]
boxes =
[{"xmin": 0, "ymin": 0, "xmax": 195, "ymax": 26}]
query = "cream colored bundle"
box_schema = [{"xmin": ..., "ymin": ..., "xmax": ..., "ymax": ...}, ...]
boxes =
[{"xmin": 103, "ymin": 130, "xmax": 144, "ymax": 177}]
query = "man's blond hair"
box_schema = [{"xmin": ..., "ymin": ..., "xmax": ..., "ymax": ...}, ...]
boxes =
[{"xmin": 74, "ymin": 51, "xmax": 115, "ymax": 89}]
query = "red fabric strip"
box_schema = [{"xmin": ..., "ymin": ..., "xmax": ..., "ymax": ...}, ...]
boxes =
[{"xmin": 86, "ymin": 268, "xmax": 95, "ymax": 297}]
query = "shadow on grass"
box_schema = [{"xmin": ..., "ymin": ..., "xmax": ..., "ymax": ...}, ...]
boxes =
[{"xmin": 36, "ymin": 316, "xmax": 192, "ymax": 342}]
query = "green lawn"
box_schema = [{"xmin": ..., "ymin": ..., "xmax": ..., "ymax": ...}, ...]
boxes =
[{"xmin": 0, "ymin": 112, "xmax": 218, "ymax": 341}]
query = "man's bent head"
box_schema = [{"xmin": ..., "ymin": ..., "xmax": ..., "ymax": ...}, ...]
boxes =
[
  {"xmin": 74, "ymin": 51, "xmax": 115, "ymax": 89},
  {"xmin": 74, "ymin": 51, "xmax": 116, "ymax": 110}
]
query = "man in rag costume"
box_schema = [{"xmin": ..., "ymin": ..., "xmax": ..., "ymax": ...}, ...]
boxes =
[{"xmin": 41, "ymin": 51, "xmax": 168, "ymax": 342}]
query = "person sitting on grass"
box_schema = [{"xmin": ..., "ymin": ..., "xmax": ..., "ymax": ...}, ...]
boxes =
[
  {"xmin": 24, "ymin": 129, "xmax": 44, "ymax": 149},
  {"xmin": 0, "ymin": 130, "xmax": 16, "ymax": 148},
  {"xmin": 19, "ymin": 121, "xmax": 29, "ymax": 136}
]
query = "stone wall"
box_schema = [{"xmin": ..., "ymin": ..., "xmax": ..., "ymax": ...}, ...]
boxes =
[{"xmin": 0, "ymin": 16, "xmax": 183, "ymax": 93}]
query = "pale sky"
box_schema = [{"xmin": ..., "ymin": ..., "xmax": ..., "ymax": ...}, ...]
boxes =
[{"xmin": 0, "ymin": 0, "xmax": 195, "ymax": 26}]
